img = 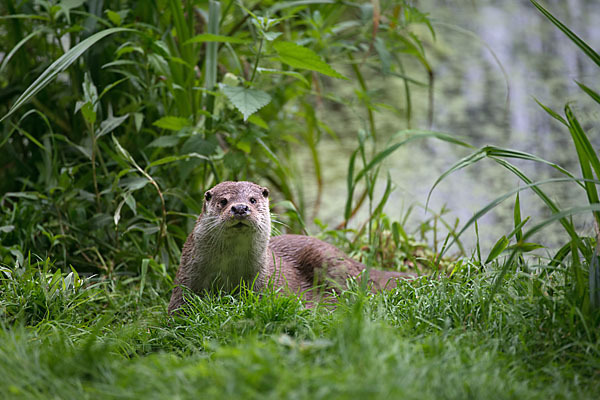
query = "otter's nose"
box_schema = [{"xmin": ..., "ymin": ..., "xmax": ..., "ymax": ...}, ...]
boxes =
[{"xmin": 230, "ymin": 203, "xmax": 250, "ymax": 217}]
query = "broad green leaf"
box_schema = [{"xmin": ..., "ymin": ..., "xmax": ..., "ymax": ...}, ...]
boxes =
[
  {"xmin": 221, "ymin": 85, "xmax": 271, "ymax": 121},
  {"xmin": 148, "ymin": 135, "xmax": 180, "ymax": 148},
  {"xmin": 55, "ymin": 0, "xmax": 85, "ymax": 25},
  {"xmin": 81, "ymin": 102, "xmax": 96, "ymax": 125},
  {"xmin": 184, "ymin": 33, "xmax": 249, "ymax": 45},
  {"xmin": 97, "ymin": 112, "xmax": 129, "ymax": 138},
  {"xmin": 153, "ymin": 116, "xmax": 191, "ymax": 131},
  {"xmin": 236, "ymin": 140, "xmax": 252, "ymax": 154},
  {"xmin": 1, "ymin": 27, "xmax": 132, "ymax": 123},
  {"xmin": 248, "ymin": 114, "xmax": 268, "ymax": 129},
  {"xmin": 106, "ymin": 10, "xmax": 122, "ymax": 26},
  {"xmin": 273, "ymin": 41, "xmax": 347, "ymax": 80},
  {"xmin": 122, "ymin": 177, "xmax": 148, "ymax": 191},
  {"xmin": 485, "ymin": 236, "xmax": 509, "ymax": 264}
]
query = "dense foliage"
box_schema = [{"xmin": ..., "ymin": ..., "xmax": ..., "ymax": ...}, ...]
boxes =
[
  {"xmin": 1, "ymin": 1, "xmax": 599, "ymax": 398},
  {"xmin": 0, "ymin": 0, "xmax": 435, "ymax": 275}
]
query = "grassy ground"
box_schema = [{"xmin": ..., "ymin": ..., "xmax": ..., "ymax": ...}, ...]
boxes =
[{"xmin": 1, "ymin": 257, "xmax": 598, "ymax": 399}]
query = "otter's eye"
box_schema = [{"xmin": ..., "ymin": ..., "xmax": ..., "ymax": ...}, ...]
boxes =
[
  {"xmin": 219, "ymin": 198, "xmax": 228, "ymax": 207},
  {"xmin": 249, "ymin": 197, "xmax": 257, "ymax": 204}
]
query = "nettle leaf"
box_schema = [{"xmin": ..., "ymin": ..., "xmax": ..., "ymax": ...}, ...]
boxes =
[
  {"xmin": 221, "ymin": 85, "xmax": 271, "ymax": 121},
  {"xmin": 153, "ymin": 116, "xmax": 190, "ymax": 131},
  {"xmin": 273, "ymin": 41, "xmax": 347, "ymax": 80}
]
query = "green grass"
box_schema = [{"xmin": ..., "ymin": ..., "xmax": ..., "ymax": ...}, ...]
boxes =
[
  {"xmin": 1, "ymin": 1, "xmax": 599, "ymax": 398},
  {"xmin": 1, "ymin": 256, "xmax": 598, "ymax": 399}
]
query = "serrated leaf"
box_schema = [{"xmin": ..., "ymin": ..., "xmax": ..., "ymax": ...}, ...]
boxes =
[
  {"xmin": 184, "ymin": 33, "xmax": 249, "ymax": 45},
  {"xmin": 273, "ymin": 41, "xmax": 347, "ymax": 80},
  {"xmin": 153, "ymin": 116, "xmax": 191, "ymax": 131},
  {"xmin": 221, "ymin": 85, "xmax": 271, "ymax": 121}
]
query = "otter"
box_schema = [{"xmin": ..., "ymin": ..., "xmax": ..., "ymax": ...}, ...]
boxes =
[{"xmin": 168, "ymin": 181, "xmax": 413, "ymax": 313}]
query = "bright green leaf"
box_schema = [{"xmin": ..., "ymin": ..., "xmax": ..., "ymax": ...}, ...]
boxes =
[
  {"xmin": 273, "ymin": 41, "xmax": 347, "ymax": 80},
  {"xmin": 153, "ymin": 116, "xmax": 191, "ymax": 131},
  {"xmin": 248, "ymin": 114, "xmax": 268, "ymax": 129},
  {"xmin": 485, "ymin": 236, "xmax": 509, "ymax": 264},
  {"xmin": 184, "ymin": 33, "xmax": 249, "ymax": 45}
]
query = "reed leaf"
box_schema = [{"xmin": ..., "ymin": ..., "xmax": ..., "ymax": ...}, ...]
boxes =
[
  {"xmin": 489, "ymin": 204, "xmax": 600, "ymax": 304},
  {"xmin": 1, "ymin": 27, "xmax": 132, "ymax": 123},
  {"xmin": 530, "ymin": 0, "xmax": 600, "ymax": 68}
]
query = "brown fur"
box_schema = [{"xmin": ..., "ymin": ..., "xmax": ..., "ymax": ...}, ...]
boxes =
[{"xmin": 168, "ymin": 181, "xmax": 412, "ymax": 313}]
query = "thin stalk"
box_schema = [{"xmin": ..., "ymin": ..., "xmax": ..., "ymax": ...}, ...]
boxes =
[
  {"xmin": 249, "ymin": 37, "xmax": 264, "ymax": 84},
  {"xmin": 90, "ymin": 123, "xmax": 100, "ymax": 212},
  {"xmin": 204, "ymin": 0, "xmax": 221, "ymax": 132},
  {"xmin": 349, "ymin": 53, "xmax": 376, "ymax": 140}
]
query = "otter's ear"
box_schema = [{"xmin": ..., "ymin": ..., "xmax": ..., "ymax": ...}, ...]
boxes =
[
  {"xmin": 205, "ymin": 191, "xmax": 212, "ymax": 202},
  {"xmin": 261, "ymin": 188, "xmax": 269, "ymax": 198}
]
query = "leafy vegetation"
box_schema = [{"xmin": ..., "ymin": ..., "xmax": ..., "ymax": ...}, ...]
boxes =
[{"xmin": 1, "ymin": 0, "xmax": 599, "ymax": 398}]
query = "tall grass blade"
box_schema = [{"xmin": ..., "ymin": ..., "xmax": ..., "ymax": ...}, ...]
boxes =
[
  {"xmin": 427, "ymin": 145, "xmax": 583, "ymax": 210},
  {"xmin": 514, "ymin": 192, "xmax": 523, "ymax": 242},
  {"xmin": 575, "ymin": 81, "xmax": 600, "ymax": 105},
  {"xmin": 439, "ymin": 178, "xmax": 592, "ymax": 258},
  {"xmin": 590, "ymin": 248, "xmax": 600, "ymax": 309},
  {"xmin": 344, "ymin": 148, "xmax": 359, "ymax": 223},
  {"xmin": 0, "ymin": 28, "xmax": 43, "ymax": 75},
  {"xmin": 356, "ymin": 130, "xmax": 473, "ymax": 185},
  {"xmin": 1, "ymin": 27, "xmax": 132, "ymax": 123},
  {"xmin": 530, "ymin": 0, "xmax": 600, "ymax": 68},
  {"xmin": 565, "ymin": 105, "xmax": 600, "ymax": 226},
  {"xmin": 204, "ymin": 0, "xmax": 221, "ymax": 131},
  {"xmin": 489, "ymin": 204, "xmax": 600, "ymax": 305},
  {"xmin": 534, "ymin": 98, "xmax": 568, "ymax": 126}
]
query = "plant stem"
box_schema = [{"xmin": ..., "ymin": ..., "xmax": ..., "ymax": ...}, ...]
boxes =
[{"xmin": 249, "ymin": 37, "xmax": 264, "ymax": 84}]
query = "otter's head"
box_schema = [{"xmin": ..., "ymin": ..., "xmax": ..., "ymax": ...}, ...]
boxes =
[{"xmin": 199, "ymin": 181, "xmax": 271, "ymax": 238}]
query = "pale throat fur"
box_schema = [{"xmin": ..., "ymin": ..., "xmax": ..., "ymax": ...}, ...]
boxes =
[{"xmin": 185, "ymin": 181, "xmax": 271, "ymax": 293}]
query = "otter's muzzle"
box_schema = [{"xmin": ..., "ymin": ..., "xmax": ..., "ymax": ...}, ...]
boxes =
[{"xmin": 230, "ymin": 203, "xmax": 250, "ymax": 219}]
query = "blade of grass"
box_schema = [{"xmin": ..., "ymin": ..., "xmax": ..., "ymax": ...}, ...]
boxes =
[
  {"xmin": 1, "ymin": 27, "xmax": 132, "ymax": 123},
  {"xmin": 204, "ymin": 0, "xmax": 221, "ymax": 131},
  {"xmin": 575, "ymin": 81, "xmax": 600, "ymax": 105},
  {"xmin": 565, "ymin": 105, "xmax": 600, "ymax": 226},
  {"xmin": 531, "ymin": 0, "xmax": 600, "ymax": 68},
  {"xmin": 427, "ymin": 145, "xmax": 584, "ymax": 210},
  {"xmin": 489, "ymin": 203, "xmax": 600, "ymax": 306},
  {"xmin": 438, "ymin": 177, "xmax": 595, "ymax": 258},
  {"xmin": 355, "ymin": 130, "xmax": 474, "ymax": 185}
]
